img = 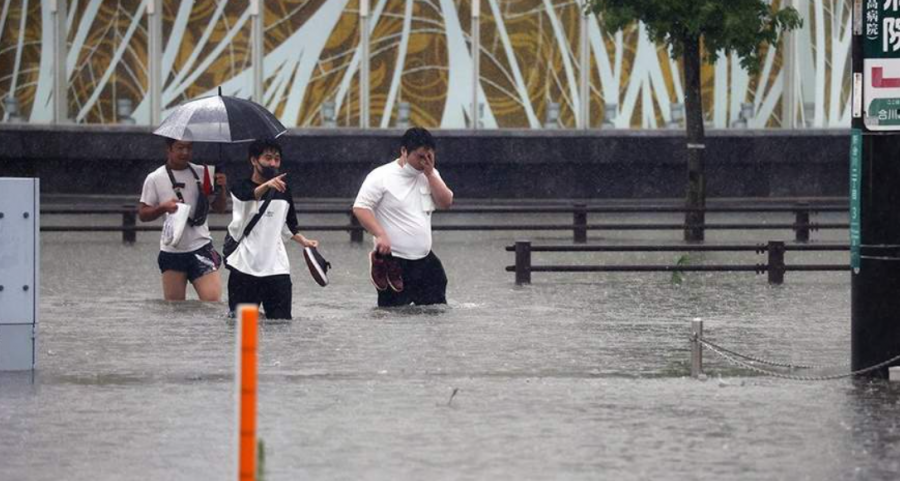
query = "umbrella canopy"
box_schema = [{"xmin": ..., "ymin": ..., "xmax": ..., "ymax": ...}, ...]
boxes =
[{"xmin": 153, "ymin": 94, "xmax": 286, "ymax": 143}]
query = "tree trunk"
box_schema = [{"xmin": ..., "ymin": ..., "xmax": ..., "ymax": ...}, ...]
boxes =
[{"xmin": 683, "ymin": 37, "xmax": 706, "ymax": 242}]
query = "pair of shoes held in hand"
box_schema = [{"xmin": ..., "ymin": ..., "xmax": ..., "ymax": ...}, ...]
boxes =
[{"xmin": 369, "ymin": 251, "xmax": 403, "ymax": 292}]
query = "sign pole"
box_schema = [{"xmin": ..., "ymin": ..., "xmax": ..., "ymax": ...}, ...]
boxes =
[{"xmin": 851, "ymin": 0, "xmax": 900, "ymax": 378}]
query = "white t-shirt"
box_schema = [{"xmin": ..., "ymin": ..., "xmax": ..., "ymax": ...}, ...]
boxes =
[
  {"xmin": 140, "ymin": 163, "xmax": 213, "ymax": 253},
  {"xmin": 353, "ymin": 160, "xmax": 438, "ymax": 260},
  {"xmin": 226, "ymin": 179, "xmax": 300, "ymax": 277}
]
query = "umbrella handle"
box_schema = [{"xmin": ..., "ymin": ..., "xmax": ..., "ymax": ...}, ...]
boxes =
[
  {"xmin": 214, "ymin": 141, "xmax": 223, "ymax": 193},
  {"xmin": 214, "ymin": 162, "xmax": 225, "ymax": 194}
]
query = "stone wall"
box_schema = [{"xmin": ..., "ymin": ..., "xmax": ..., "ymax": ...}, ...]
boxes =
[{"xmin": 0, "ymin": 125, "xmax": 850, "ymax": 199}]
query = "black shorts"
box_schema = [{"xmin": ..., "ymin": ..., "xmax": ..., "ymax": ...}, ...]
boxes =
[
  {"xmin": 227, "ymin": 269, "xmax": 293, "ymax": 319},
  {"xmin": 378, "ymin": 251, "xmax": 448, "ymax": 307},
  {"xmin": 157, "ymin": 242, "xmax": 221, "ymax": 282}
]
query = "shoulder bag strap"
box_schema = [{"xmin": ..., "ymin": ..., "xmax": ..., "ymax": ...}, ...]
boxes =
[
  {"xmin": 235, "ymin": 188, "xmax": 275, "ymax": 245},
  {"xmin": 167, "ymin": 164, "xmax": 207, "ymax": 225},
  {"xmin": 165, "ymin": 164, "xmax": 202, "ymax": 203}
]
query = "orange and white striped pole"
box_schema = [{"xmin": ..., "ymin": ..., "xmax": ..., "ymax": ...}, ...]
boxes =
[{"xmin": 235, "ymin": 304, "xmax": 259, "ymax": 481}]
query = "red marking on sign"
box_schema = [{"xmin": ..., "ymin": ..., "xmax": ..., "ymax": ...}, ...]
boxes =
[{"xmin": 872, "ymin": 67, "xmax": 900, "ymax": 88}]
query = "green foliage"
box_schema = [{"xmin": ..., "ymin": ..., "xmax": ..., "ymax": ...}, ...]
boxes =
[
  {"xmin": 257, "ymin": 438, "xmax": 266, "ymax": 481},
  {"xmin": 671, "ymin": 254, "xmax": 690, "ymax": 285},
  {"xmin": 585, "ymin": 0, "xmax": 802, "ymax": 74}
]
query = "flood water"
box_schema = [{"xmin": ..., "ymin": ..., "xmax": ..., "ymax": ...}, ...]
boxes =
[{"xmin": 4, "ymin": 207, "xmax": 900, "ymax": 480}]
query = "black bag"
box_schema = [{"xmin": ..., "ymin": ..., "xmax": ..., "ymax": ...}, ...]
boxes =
[
  {"xmin": 190, "ymin": 187, "xmax": 210, "ymax": 226},
  {"xmin": 223, "ymin": 233, "xmax": 239, "ymax": 259},
  {"xmin": 223, "ymin": 191, "xmax": 274, "ymax": 268}
]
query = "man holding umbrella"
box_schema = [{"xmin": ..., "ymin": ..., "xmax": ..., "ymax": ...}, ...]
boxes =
[
  {"xmin": 139, "ymin": 138, "xmax": 228, "ymax": 301},
  {"xmin": 144, "ymin": 89, "xmax": 288, "ymax": 302}
]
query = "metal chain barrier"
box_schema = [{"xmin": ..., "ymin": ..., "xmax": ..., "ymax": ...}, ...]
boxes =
[
  {"xmin": 698, "ymin": 337, "xmax": 849, "ymax": 370},
  {"xmin": 696, "ymin": 337, "xmax": 900, "ymax": 381}
]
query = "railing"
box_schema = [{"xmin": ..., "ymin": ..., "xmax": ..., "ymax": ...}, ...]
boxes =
[
  {"xmin": 40, "ymin": 202, "xmax": 848, "ymax": 244},
  {"xmin": 504, "ymin": 240, "xmax": 849, "ymax": 285},
  {"xmin": 39, "ymin": 206, "xmax": 364, "ymax": 244},
  {"xmin": 688, "ymin": 319, "xmax": 900, "ymax": 381}
]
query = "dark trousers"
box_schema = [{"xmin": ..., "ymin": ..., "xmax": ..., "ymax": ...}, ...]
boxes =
[
  {"xmin": 228, "ymin": 269, "xmax": 293, "ymax": 319},
  {"xmin": 378, "ymin": 251, "xmax": 448, "ymax": 307}
]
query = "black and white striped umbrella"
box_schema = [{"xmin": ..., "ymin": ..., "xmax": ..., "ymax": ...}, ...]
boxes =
[{"xmin": 153, "ymin": 94, "xmax": 286, "ymax": 143}]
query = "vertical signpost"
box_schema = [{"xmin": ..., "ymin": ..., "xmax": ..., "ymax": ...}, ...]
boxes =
[
  {"xmin": 360, "ymin": 0, "xmax": 370, "ymax": 129},
  {"xmin": 250, "ymin": 0, "xmax": 264, "ymax": 104},
  {"xmin": 471, "ymin": 0, "xmax": 480, "ymax": 130},
  {"xmin": 851, "ymin": 0, "xmax": 900, "ymax": 378},
  {"xmin": 0, "ymin": 178, "xmax": 39, "ymax": 371},
  {"xmin": 52, "ymin": 0, "xmax": 68, "ymax": 123},
  {"xmin": 148, "ymin": 0, "xmax": 162, "ymax": 126}
]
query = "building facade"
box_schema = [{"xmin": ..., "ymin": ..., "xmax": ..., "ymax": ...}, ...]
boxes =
[{"xmin": 0, "ymin": 0, "xmax": 849, "ymax": 130}]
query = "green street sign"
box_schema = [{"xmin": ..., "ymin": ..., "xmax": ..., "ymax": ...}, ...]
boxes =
[
  {"xmin": 867, "ymin": 97, "xmax": 900, "ymax": 125},
  {"xmin": 864, "ymin": 0, "xmax": 900, "ymax": 59}
]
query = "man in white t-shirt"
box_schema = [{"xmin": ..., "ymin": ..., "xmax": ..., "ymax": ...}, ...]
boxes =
[
  {"xmin": 352, "ymin": 127, "xmax": 454, "ymax": 307},
  {"xmin": 139, "ymin": 138, "xmax": 228, "ymax": 301}
]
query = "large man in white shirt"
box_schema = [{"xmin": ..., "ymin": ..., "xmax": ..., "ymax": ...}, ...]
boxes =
[
  {"xmin": 139, "ymin": 138, "xmax": 228, "ymax": 301},
  {"xmin": 352, "ymin": 127, "xmax": 454, "ymax": 307}
]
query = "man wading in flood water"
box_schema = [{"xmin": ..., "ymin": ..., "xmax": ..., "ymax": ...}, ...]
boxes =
[
  {"xmin": 224, "ymin": 138, "xmax": 321, "ymax": 319},
  {"xmin": 352, "ymin": 127, "xmax": 454, "ymax": 307},
  {"xmin": 139, "ymin": 138, "xmax": 228, "ymax": 301}
]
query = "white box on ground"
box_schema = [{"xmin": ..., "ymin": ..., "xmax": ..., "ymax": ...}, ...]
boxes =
[{"xmin": 0, "ymin": 178, "xmax": 39, "ymax": 371}]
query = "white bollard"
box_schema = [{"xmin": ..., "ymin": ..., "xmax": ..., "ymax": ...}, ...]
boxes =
[
  {"xmin": 0, "ymin": 178, "xmax": 39, "ymax": 371},
  {"xmin": 889, "ymin": 366, "xmax": 900, "ymax": 382}
]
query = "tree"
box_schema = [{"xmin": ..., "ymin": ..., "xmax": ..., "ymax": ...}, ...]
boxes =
[{"xmin": 585, "ymin": 0, "xmax": 802, "ymax": 241}]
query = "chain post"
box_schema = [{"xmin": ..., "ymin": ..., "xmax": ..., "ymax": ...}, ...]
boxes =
[
  {"xmin": 514, "ymin": 240, "xmax": 531, "ymax": 285},
  {"xmin": 122, "ymin": 205, "xmax": 136, "ymax": 244},
  {"xmin": 573, "ymin": 203, "xmax": 587, "ymax": 244},
  {"xmin": 767, "ymin": 241, "xmax": 785, "ymax": 285},
  {"xmin": 691, "ymin": 319, "xmax": 703, "ymax": 378},
  {"xmin": 794, "ymin": 202, "xmax": 810, "ymax": 243},
  {"xmin": 349, "ymin": 212, "xmax": 363, "ymax": 243}
]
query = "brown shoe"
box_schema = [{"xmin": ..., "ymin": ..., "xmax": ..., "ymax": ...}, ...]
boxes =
[
  {"xmin": 303, "ymin": 246, "xmax": 330, "ymax": 287},
  {"xmin": 385, "ymin": 255, "xmax": 404, "ymax": 292},
  {"xmin": 369, "ymin": 251, "xmax": 389, "ymax": 291}
]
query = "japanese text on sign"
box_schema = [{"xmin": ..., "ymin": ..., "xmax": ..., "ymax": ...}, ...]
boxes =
[{"xmin": 870, "ymin": 0, "xmax": 881, "ymax": 38}]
